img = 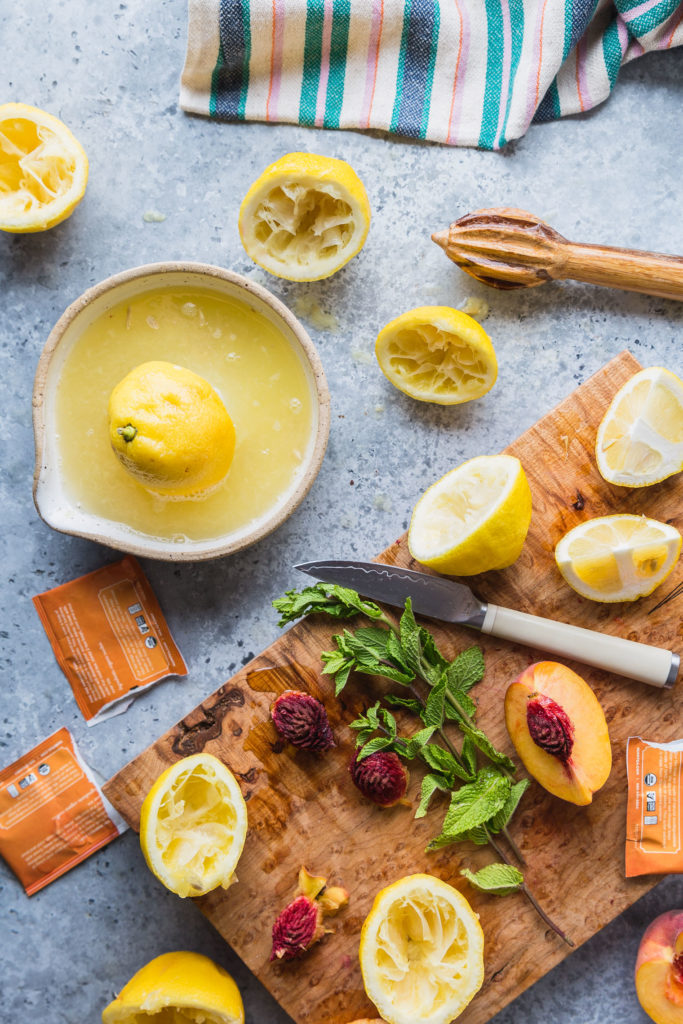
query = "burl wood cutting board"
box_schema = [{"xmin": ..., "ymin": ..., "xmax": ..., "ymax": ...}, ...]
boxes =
[{"xmin": 104, "ymin": 351, "xmax": 683, "ymax": 1024}]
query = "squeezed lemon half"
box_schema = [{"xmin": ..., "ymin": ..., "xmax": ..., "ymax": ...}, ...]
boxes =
[
  {"xmin": 408, "ymin": 454, "xmax": 532, "ymax": 575},
  {"xmin": 139, "ymin": 753, "xmax": 248, "ymax": 898},
  {"xmin": 0, "ymin": 102, "xmax": 88, "ymax": 232},
  {"xmin": 359, "ymin": 873, "xmax": 485, "ymax": 1024},
  {"xmin": 375, "ymin": 307, "xmax": 497, "ymax": 405},
  {"xmin": 238, "ymin": 152, "xmax": 370, "ymax": 281},
  {"xmin": 555, "ymin": 514, "xmax": 681, "ymax": 602},
  {"xmin": 108, "ymin": 361, "xmax": 236, "ymax": 498},
  {"xmin": 101, "ymin": 951, "xmax": 244, "ymax": 1024},
  {"xmin": 596, "ymin": 367, "xmax": 683, "ymax": 487}
]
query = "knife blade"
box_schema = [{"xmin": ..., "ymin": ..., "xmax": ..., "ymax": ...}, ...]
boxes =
[
  {"xmin": 295, "ymin": 559, "xmax": 488, "ymax": 627},
  {"xmin": 294, "ymin": 559, "xmax": 679, "ymax": 689}
]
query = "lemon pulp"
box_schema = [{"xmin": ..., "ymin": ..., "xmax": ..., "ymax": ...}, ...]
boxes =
[
  {"xmin": 0, "ymin": 103, "xmax": 88, "ymax": 232},
  {"xmin": 140, "ymin": 754, "xmax": 248, "ymax": 898},
  {"xmin": 360, "ymin": 874, "xmax": 484, "ymax": 1024},
  {"xmin": 55, "ymin": 287, "xmax": 313, "ymax": 542}
]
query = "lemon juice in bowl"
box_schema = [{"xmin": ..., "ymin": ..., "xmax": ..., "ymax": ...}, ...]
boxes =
[{"xmin": 54, "ymin": 286, "xmax": 315, "ymax": 543}]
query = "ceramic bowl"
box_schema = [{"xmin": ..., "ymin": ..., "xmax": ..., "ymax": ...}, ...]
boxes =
[{"xmin": 33, "ymin": 262, "xmax": 330, "ymax": 561}]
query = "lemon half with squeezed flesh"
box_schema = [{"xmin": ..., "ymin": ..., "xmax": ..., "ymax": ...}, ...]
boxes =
[
  {"xmin": 139, "ymin": 753, "xmax": 248, "ymax": 898},
  {"xmin": 555, "ymin": 514, "xmax": 681, "ymax": 603},
  {"xmin": 238, "ymin": 152, "xmax": 370, "ymax": 281},
  {"xmin": 376, "ymin": 307, "xmax": 497, "ymax": 405},
  {"xmin": 359, "ymin": 874, "xmax": 485, "ymax": 1024},
  {"xmin": 102, "ymin": 951, "xmax": 244, "ymax": 1024},
  {"xmin": 409, "ymin": 454, "xmax": 532, "ymax": 575},
  {"xmin": 0, "ymin": 102, "xmax": 88, "ymax": 232},
  {"xmin": 596, "ymin": 367, "xmax": 683, "ymax": 487},
  {"xmin": 108, "ymin": 361, "xmax": 235, "ymax": 498}
]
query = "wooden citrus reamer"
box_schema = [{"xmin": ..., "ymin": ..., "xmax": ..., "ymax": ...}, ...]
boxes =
[{"xmin": 432, "ymin": 207, "xmax": 683, "ymax": 300}]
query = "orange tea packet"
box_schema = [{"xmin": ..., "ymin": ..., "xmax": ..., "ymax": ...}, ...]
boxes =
[
  {"xmin": 0, "ymin": 727, "xmax": 127, "ymax": 895},
  {"xmin": 626, "ymin": 736, "xmax": 683, "ymax": 877},
  {"xmin": 33, "ymin": 556, "xmax": 187, "ymax": 723}
]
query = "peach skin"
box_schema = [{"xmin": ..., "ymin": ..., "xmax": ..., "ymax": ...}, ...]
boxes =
[
  {"xmin": 504, "ymin": 661, "xmax": 612, "ymax": 805},
  {"xmin": 635, "ymin": 910, "xmax": 683, "ymax": 1024}
]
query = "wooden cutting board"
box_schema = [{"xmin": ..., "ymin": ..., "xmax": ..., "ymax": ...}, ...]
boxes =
[{"xmin": 104, "ymin": 351, "xmax": 683, "ymax": 1024}]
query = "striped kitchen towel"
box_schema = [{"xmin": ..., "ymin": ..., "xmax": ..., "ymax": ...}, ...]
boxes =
[{"xmin": 180, "ymin": 0, "xmax": 683, "ymax": 149}]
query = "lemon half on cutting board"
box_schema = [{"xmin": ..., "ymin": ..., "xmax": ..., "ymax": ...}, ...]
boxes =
[
  {"xmin": 0, "ymin": 102, "xmax": 88, "ymax": 232},
  {"xmin": 359, "ymin": 874, "xmax": 485, "ymax": 1024},
  {"xmin": 375, "ymin": 307, "xmax": 497, "ymax": 405},
  {"xmin": 238, "ymin": 152, "xmax": 370, "ymax": 281},
  {"xmin": 139, "ymin": 753, "xmax": 248, "ymax": 898},
  {"xmin": 408, "ymin": 454, "xmax": 532, "ymax": 575},
  {"xmin": 102, "ymin": 951, "xmax": 244, "ymax": 1024},
  {"xmin": 555, "ymin": 514, "xmax": 681, "ymax": 602},
  {"xmin": 596, "ymin": 367, "xmax": 683, "ymax": 487}
]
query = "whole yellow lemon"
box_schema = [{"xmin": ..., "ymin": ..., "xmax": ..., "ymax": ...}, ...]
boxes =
[{"xmin": 108, "ymin": 361, "xmax": 235, "ymax": 497}]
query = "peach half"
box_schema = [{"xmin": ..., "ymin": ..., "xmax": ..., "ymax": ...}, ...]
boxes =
[
  {"xmin": 636, "ymin": 911, "xmax": 683, "ymax": 1024},
  {"xmin": 504, "ymin": 661, "xmax": 612, "ymax": 806}
]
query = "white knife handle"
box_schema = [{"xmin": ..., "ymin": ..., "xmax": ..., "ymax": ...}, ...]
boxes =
[{"xmin": 481, "ymin": 604, "xmax": 679, "ymax": 689}]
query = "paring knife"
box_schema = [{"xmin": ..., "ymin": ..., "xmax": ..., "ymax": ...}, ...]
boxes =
[{"xmin": 295, "ymin": 560, "xmax": 680, "ymax": 690}]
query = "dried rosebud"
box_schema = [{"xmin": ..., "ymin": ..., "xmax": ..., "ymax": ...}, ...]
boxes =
[
  {"xmin": 271, "ymin": 894, "xmax": 324, "ymax": 961},
  {"xmin": 270, "ymin": 866, "xmax": 349, "ymax": 963},
  {"xmin": 349, "ymin": 750, "xmax": 409, "ymax": 807},
  {"xmin": 527, "ymin": 693, "xmax": 574, "ymax": 763},
  {"xmin": 271, "ymin": 690, "xmax": 335, "ymax": 752}
]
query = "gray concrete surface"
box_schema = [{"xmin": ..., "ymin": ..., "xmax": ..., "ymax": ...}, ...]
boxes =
[{"xmin": 1, "ymin": 2, "xmax": 682, "ymax": 1021}]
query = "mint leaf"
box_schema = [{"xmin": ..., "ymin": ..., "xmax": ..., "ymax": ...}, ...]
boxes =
[
  {"xmin": 422, "ymin": 678, "xmax": 446, "ymax": 729},
  {"xmin": 348, "ymin": 702, "xmax": 381, "ymax": 732},
  {"xmin": 490, "ymin": 779, "xmax": 530, "ymax": 832},
  {"xmin": 420, "ymin": 744, "xmax": 460, "ymax": 780},
  {"xmin": 416, "ymin": 773, "xmax": 451, "ymax": 818},
  {"xmin": 379, "ymin": 707, "xmax": 398, "ymax": 738},
  {"xmin": 443, "ymin": 689, "xmax": 477, "ymax": 722},
  {"xmin": 460, "ymin": 863, "xmax": 524, "ymax": 896},
  {"xmin": 419, "ymin": 630, "xmax": 449, "ymax": 682},
  {"xmin": 387, "ymin": 630, "xmax": 412, "ymax": 673},
  {"xmin": 273, "ymin": 584, "xmax": 385, "ymax": 626},
  {"xmin": 357, "ymin": 736, "xmax": 394, "ymax": 761},
  {"xmin": 399, "ymin": 599, "xmax": 423, "ymax": 674},
  {"xmin": 461, "ymin": 735, "xmax": 478, "ymax": 776},
  {"xmin": 448, "ymin": 646, "xmax": 485, "ymax": 692},
  {"xmin": 320, "ymin": 648, "xmax": 355, "ymax": 695},
  {"xmin": 403, "ymin": 726, "xmax": 436, "ymax": 758},
  {"xmin": 434, "ymin": 768, "xmax": 511, "ymax": 842},
  {"xmin": 385, "ymin": 694, "xmax": 423, "ymax": 715},
  {"xmin": 459, "ymin": 722, "xmax": 516, "ymax": 773}
]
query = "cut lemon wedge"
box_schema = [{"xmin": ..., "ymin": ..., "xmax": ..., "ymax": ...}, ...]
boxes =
[
  {"xmin": 102, "ymin": 951, "xmax": 244, "ymax": 1024},
  {"xmin": 359, "ymin": 874, "xmax": 484, "ymax": 1024},
  {"xmin": 0, "ymin": 102, "xmax": 88, "ymax": 232},
  {"xmin": 408, "ymin": 454, "xmax": 532, "ymax": 575},
  {"xmin": 596, "ymin": 367, "xmax": 683, "ymax": 487},
  {"xmin": 375, "ymin": 307, "xmax": 497, "ymax": 405},
  {"xmin": 555, "ymin": 514, "xmax": 681, "ymax": 602},
  {"xmin": 139, "ymin": 753, "xmax": 248, "ymax": 898},
  {"xmin": 238, "ymin": 152, "xmax": 370, "ymax": 281}
]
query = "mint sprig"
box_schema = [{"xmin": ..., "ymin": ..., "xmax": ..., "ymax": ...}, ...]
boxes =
[{"xmin": 273, "ymin": 584, "xmax": 574, "ymax": 947}]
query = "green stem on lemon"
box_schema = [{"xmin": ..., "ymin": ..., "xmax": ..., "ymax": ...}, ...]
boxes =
[{"xmin": 117, "ymin": 424, "xmax": 138, "ymax": 442}]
